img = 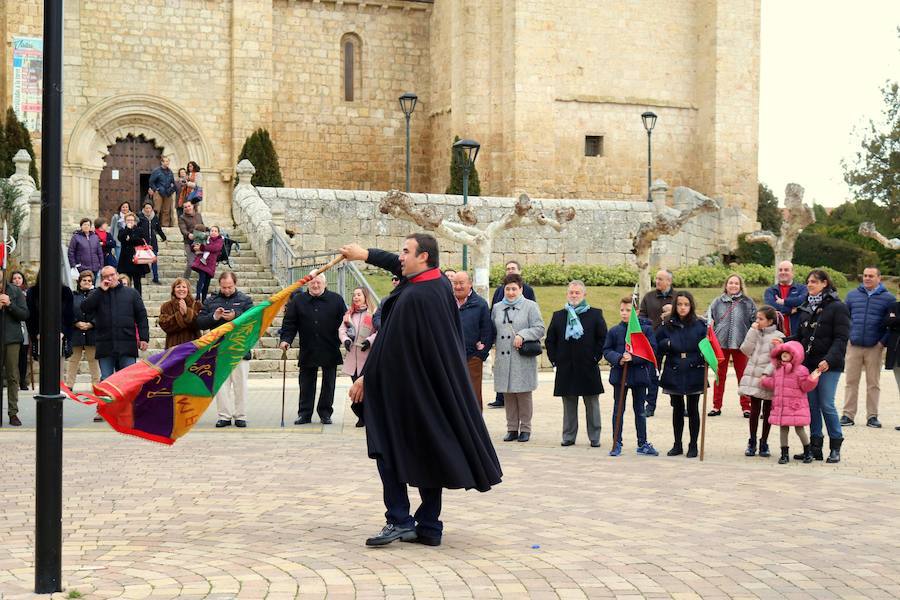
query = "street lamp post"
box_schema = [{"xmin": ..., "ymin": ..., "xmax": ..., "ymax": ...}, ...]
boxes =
[
  {"xmin": 399, "ymin": 93, "xmax": 418, "ymax": 193},
  {"xmin": 641, "ymin": 111, "xmax": 658, "ymax": 202},
  {"xmin": 35, "ymin": 0, "xmax": 65, "ymax": 593},
  {"xmin": 452, "ymin": 138, "xmax": 480, "ymax": 271}
]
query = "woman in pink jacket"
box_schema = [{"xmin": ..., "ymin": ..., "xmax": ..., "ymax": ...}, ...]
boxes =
[
  {"xmin": 761, "ymin": 341, "xmax": 820, "ymax": 464},
  {"xmin": 339, "ymin": 286, "xmax": 378, "ymax": 427}
]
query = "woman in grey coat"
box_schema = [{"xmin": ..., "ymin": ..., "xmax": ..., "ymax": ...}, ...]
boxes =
[
  {"xmin": 707, "ymin": 273, "xmax": 757, "ymax": 417},
  {"xmin": 492, "ymin": 273, "xmax": 545, "ymax": 443}
]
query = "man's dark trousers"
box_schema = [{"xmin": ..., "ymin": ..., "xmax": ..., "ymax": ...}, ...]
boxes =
[
  {"xmin": 298, "ymin": 365, "xmax": 337, "ymax": 420},
  {"xmin": 377, "ymin": 458, "xmax": 443, "ymax": 540}
]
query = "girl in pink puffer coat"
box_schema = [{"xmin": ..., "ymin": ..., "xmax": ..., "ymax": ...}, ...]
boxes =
[{"xmin": 761, "ymin": 341, "xmax": 820, "ymax": 465}]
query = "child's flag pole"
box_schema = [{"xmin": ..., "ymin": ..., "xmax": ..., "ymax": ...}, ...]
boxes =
[{"xmin": 700, "ymin": 364, "xmax": 709, "ymax": 461}]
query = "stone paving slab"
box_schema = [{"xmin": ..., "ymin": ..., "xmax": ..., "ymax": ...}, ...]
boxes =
[{"xmin": 1, "ymin": 372, "xmax": 899, "ymax": 598}]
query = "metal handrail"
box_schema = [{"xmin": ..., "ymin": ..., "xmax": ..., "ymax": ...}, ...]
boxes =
[{"xmin": 269, "ymin": 224, "xmax": 380, "ymax": 306}]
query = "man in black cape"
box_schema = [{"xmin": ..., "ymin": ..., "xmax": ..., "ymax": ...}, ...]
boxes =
[{"xmin": 341, "ymin": 234, "xmax": 502, "ymax": 547}]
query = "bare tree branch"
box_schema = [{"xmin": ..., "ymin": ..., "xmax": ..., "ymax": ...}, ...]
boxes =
[{"xmin": 859, "ymin": 221, "xmax": 900, "ymax": 250}]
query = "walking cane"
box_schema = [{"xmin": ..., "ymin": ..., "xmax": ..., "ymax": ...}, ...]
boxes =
[
  {"xmin": 612, "ymin": 362, "xmax": 629, "ymax": 449},
  {"xmin": 699, "ymin": 363, "xmax": 710, "ymax": 461},
  {"xmin": 280, "ymin": 347, "xmax": 288, "ymax": 428}
]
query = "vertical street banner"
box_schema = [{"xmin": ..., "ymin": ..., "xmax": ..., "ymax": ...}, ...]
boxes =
[{"xmin": 12, "ymin": 37, "xmax": 43, "ymax": 132}]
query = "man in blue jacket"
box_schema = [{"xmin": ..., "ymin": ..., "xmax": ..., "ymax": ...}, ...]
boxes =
[
  {"xmin": 452, "ymin": 271, "xmax": 494, "ymax": 410},
  {"xmin": 841, "ymin": 267, "xmax": 895, "ymax": 428},
  {"xmin": 763, "ymin": 261, "xmax": 807, "ymax": 337},
  {"xmin": 148, "ymin": 155, "xmax": 177, "ymax": 227}
]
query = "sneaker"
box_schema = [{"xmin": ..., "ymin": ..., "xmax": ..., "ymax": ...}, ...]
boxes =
[
  {"xmin": 365, "ymin": 523, "xmax": 417, "ymax": 547},
  {"xmin": 8, "ymin": 415, "xmax": 22, "ymax": 427},
  {"xmin": 707, "ymin": 409, "xmax": 721, "ymax": 417},
  {"xmin": 840, "ymin": 416, "xmax": 854, "ymax": 426},
  {"xmin": 867, "ymin": 416, "xmax": 882, "ymax": 429},
  {"xmin": 636, "ymin": 442, "xmax": 659, "ymax": 456},
  {"xmin": 608, "ymin": 443, "xmax": 622, "ymax": 457}
]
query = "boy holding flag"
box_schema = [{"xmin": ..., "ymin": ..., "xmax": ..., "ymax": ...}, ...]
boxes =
[{"xmin": 602, "ymin": 296, "xmax": 659, "ymax": 456}]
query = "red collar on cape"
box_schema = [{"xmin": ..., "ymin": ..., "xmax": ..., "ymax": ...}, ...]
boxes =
[{"xmin": 408, "ymin": 268, "xmax": 442, "ymax": 283}]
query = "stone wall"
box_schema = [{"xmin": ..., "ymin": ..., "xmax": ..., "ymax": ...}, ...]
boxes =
[
  {"xmin": 248, "ymin": 184, "xmax": 753, "ymax": 271},
  {"xmin": 3, "ymin": 0, "xmax": 759, "ymax": 223}
]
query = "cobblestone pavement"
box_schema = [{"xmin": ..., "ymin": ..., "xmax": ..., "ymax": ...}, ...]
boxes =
[{"xmin": 1, "ymin": 371, "xmax": 899, "ymax": 599}]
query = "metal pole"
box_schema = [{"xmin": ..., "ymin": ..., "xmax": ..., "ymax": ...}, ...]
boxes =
[
  {"xmin": 461, "ymin": 165, "xmax": 469, "ymax": 271},
  {"xmin": 646, "ymin": 130, "xmax": 652, "ymax": 202},
  {"xmin": 404, "ymin": 114, "xmax": 411, "ymax": 193},
  {"xmin": 35, "ymin": 0, "xmax": 64, "ymax": 593}
]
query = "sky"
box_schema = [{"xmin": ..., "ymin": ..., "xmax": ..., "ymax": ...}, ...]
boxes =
[{"xmin": 759, "ymin": 1, "xmax": 900, "ymax": 207}]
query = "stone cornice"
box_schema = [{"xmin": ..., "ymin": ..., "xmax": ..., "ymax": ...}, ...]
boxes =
[
  {"xmin": 555, "ymin": 95, "xmax": 698, "ymax": 111},
  {"xmin": 297, "ymin": 0, "xmax": 432, "ymax": 11}
]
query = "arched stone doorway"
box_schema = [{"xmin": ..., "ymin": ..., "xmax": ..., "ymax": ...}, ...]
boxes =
[
  {"xmin": 98, "ymin": 134, "xmax": 163, "ymax": 219},
  {"xmin": 64, "ymin": 94, "xmax": 215, "ymax": 219}
]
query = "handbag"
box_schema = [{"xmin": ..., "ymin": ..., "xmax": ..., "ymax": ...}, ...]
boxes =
[
  {"xmin": 518, "ymin": 339, "xmax": 543, "ymax": 357},
  {"xmin": 187, "ymin": 186, "xmax": 204, "ymax": 203},
  {"xmin": 133, "ymin": 244, "xmax": 157, "ymax": 264}
]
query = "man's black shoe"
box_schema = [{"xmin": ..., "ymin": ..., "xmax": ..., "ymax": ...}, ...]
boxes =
[
  {"xmin": 503, "ymin": 431, "xmax": 518, "ymax": 442},
  {"xmin": 321, "ymin": 417, "xmax": 333, "ymax": 425},
  {"xmin": 840, "ymin": 415, "xmax": 854, "ymax": 426},
  {"xmin": 402, "ymin": 534, "xmax": 441, "ymax": 547},
  {"xmin": 645, "ymin": 408, "xmax": 655, "ymax": 417},
  {"xmin": 215, "ymin": 419, "xmax": 231, "ymax": 428},
  {"xmin": 517, "ymin": 432, "xmax": 530, "ymax": 442},
  {"xmin": 9, "ymin": 415, "xmax": 22, "ymax": 427},
  {"xmin": 234, "ymin": 420, "xmax": 247, "ymax": 428},
  {"xmin": 365, "ymin": 524, "xmax": 417, "ymax": 547},
  {"xmin": 487, "ymin": 400, "xmax": 504, "ymax": 408},
  {"xmin": 590, "ymin": 440, "xmax": 601, "ymax": 448},
  {"xmin": 294, "ymin": 417, "xmax": 311, "ymax": 425},
  {"xmin": 867, "ymin": 416, "xmax": 882, "ymax": 428},
  {"xmin": 561, "ymin": 440, "xmax": 575, "ymax": 446}
]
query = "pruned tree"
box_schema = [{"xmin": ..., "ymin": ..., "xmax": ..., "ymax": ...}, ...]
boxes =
[
  {"xmin": 379, "ymin": 189, "xmax": 575, "ymax": 297},
  {"xmin": 632, "ymin": 187, "xmax": 720, "ymax": 298},
  {"xmin": 858, "ymin": 221, "xmax": 900, "ymax": 250},
  {"xmin": 744, "ymin": 183, "xmax": 815, "ymax": 278}
]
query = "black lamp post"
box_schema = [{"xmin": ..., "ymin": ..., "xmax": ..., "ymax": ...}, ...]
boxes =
[
  {"xmin": 399, "ymin": 92, "xmax": 418, "ymax": 192},
  {"xmin": 452, "ymin": 138, "xmax": 480, "ymax": 270},
  {"xmin": 35, "ymin": 0, "xmax": 64, "ymax": 593},
  {"xmin": 641, "ymin": 111, "xmax": 658, "ymax": 202}
]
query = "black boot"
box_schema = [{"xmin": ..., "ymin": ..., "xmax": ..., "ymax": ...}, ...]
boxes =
[
  {"xmin": 778, "ymin": 446, "xmax": 790, "ymax": 464},
  {"xmin": 801, "ymin": 444, "xmax": 813, "ymax": 464},
  {"xmin": 758, "ymin": 440, "xmax": 771, "ymax": 457},
  {"xmin": 744, "ymin": 438, "xmax": 756, "ymax": 457},
  {"xmin": 686, "ymin": 443, "xmax": 698, "ymax": 458},
  {"xmin": 810, "ymin": 435, "xmax": 824, "ymax": 461},
  {"xmin": 826, "ymin": 437, "xmax": 843, "ymax": 463},
  {"xmin": 667, "ymin": 443, "xmax": 683, "ymax": 456}
]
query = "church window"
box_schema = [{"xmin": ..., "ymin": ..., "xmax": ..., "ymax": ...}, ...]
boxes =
[
  {"xmin": 341, "ymin": 34, "xmax": 362, "ymax": 102},
  {"xmin": 585, "ymin": 135, "xmax": 603, "ymax": 157}
]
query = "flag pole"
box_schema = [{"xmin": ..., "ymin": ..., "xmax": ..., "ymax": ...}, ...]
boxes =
[
  {"xmin": 700, "ymin": 364, "xmax": 709, "ymax": 461},
  {"xmin": 0, "ymin": 220, "xmax": 6, "ymax": 428},
  {"xmin": 613, "ymin": 362, "xmax": 628, "ymax": 449},
  {"xmin": 280, "ymin": 348, "xmax": 288, "ymax": 428}
]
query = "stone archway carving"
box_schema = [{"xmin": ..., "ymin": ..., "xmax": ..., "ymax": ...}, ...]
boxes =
[{"xmin": 64, "ymin": 94, "xmax": 214, "ymax": 215}]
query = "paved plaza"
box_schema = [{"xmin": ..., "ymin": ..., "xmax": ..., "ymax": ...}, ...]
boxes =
[{"xmin": 1, "ymin": 371, "xmax": 899, "ymax": 599}]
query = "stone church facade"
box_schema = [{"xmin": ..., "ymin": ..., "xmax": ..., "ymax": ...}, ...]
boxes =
[{"xmin": 2, "ymin": 0, "xmax": 760, "ymax": 223}]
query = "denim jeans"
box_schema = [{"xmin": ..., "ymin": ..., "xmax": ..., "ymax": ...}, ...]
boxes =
[
  {"xmin": 611, "ymin": 385, "xmax": 647, "ymax": 446},
  {"xmin": 99, "ymin": 355, "xmax": 137, "ymax": 381},
  {"xmin": 807, "ymin": 370, "xmax": 843, "ymax": 439}
]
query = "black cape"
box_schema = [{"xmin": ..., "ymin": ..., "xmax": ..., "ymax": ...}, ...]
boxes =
[{"xmin": 362, "ymin": 249, "xmax": 502, "ymax": 492}]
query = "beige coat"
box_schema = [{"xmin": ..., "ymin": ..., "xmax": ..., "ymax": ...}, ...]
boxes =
[{"xmin": 738, "ymin": 324, "xmax": 783, "ymax": 400}]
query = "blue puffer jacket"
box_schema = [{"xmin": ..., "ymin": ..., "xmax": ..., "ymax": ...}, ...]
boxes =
[
  {"xmin": 655, "ymin": 317, "xmax": 708, "ymax": 395},
  {"xmin": 458, "ymin": 291, "xmax": 494, "ymax": 361},
  {"xmin": 845, "ymin": 283, "xmax": 895, "ymax": 347},
  {"xmin": 603, "ymin": 319, "xmax": 657, "ymax": 387}
]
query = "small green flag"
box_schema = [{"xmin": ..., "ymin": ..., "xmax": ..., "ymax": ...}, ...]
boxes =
[{"xmin": 698, "ymin": 338, "xmax": 719, "ymax": 383}]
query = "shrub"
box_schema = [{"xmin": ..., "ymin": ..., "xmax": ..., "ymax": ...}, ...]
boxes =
[
  {"xmin": 734, "ymin": 237, "xmax": 774, "ymax": 266},
  {"xmin": 486, "ymin": 262, "xmax": 848, "ymax": 289},
  {"xmin": 236, "ymin": 128, "xmax": 284, "ymax": 187},
  {"xmin": 794, "ymin": 232, "xmax": 878, "ymax": 276}
]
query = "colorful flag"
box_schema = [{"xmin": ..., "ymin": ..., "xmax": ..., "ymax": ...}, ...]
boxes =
[
  {"xmin": 625, "ymin": 305, "xmax": 656, "ymax": 366},
  {"xmin": 698, "ymin": 323, "xmax": 725, "ymax": 383},
  {"xmin": 62, "ymin": 263, "xmax": 337, "ymax": 444}
]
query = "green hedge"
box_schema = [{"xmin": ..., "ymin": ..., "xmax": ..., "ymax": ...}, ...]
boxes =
[{"xmin": 487, "ymin": 263, "xmax": 848, "ymax": 289}]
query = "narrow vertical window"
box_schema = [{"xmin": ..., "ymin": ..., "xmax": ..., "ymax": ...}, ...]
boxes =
[
  {"xmin": 341, "ymin": 33, "xmax": 361, "ymax": 102},
  {"xmin": 344, "ymin": 40, "xmax": 354, "ymax": 101}
]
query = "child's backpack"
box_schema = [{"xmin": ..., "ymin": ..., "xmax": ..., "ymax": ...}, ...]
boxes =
[{"xmin": 218, "ymin": 231, "xmax": 240, "ymax": 268}]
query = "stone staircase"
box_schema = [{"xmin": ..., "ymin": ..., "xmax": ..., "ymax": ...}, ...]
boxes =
[{"xmin": 64, "ymin": 224, "xmax": 300, "ymax": 382}]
